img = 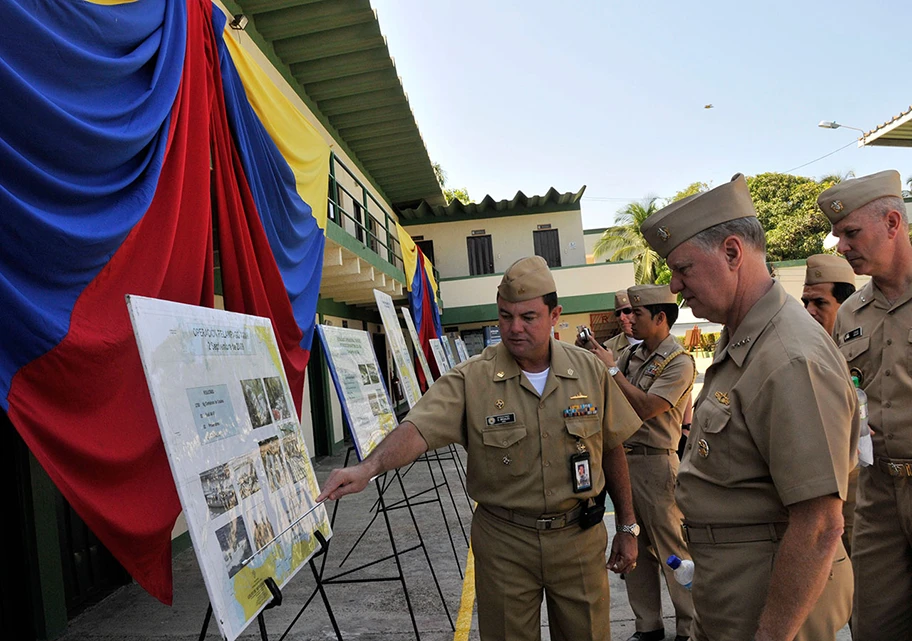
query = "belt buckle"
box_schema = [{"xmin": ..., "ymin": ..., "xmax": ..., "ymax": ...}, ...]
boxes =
[
  {"xmin": 623, "ymin": 446, "xmax": 633, "ymax": 454},
  {"xmin": 888, "ymin": 462, "xmax": 904, "ymax": 477},
  {"xmin": 536, "ymin": 516, "xmax": 565, "ymax": 530}
]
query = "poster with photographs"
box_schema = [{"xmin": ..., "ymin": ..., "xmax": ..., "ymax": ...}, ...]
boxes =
[
  {"xmin": 317, "ymin": 325, "xmax": 397, "ymax": 460},
  {"xmin": 455, "ymin": 337, "xmax": 471, "ymax": 363},
  {"xmin": 441, "ymin": 334, "xmax": 459, "ymax": 367},
  {"xmin": 127, "ymin": 296, "xmax": 331, "ymax": 641},
  {"xmin": 373, "ymin": 290, "xmax": 422, "ymax": 408},
  {"xmin": 428, "ymin": 338, "xmax": 451, "ymax": 375},
  {"xmin": 399, "ymin": 307, "xmax": 435, "ymax": 384}
]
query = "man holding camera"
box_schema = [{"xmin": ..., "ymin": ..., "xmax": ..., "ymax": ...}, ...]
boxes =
[
  {"xmin": 581, "ymin": 284, "xmax": 696, "ymax": 641},
  {"xmin": 603, "ymin": 289, "xmax": 641, "ymax": 357},
  {"xmin": 318, "ymin": 256, "xmax": 643, "ymax": 641}
]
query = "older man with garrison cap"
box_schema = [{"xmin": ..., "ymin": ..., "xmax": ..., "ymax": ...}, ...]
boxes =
[
  {"xmin": 639, "ymin": 174, "xmax": 857, "ymax": 641},
  {"xmin": 318, "ymin": 256, "xmax": 643, "ymax": 641},
  {"xmin": 819, "ymin": 170, "xmax": 912, "ymax": 640}
]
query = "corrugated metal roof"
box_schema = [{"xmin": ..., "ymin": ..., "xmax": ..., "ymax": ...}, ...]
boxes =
[
  {"xmin": 227, "ymin": 0, "xmax": 445, "ymax": 208},
  {"xmin": 862, "ymin": 105, "xmax": 912, "ymax": 148},
  {"xmin": 398, "ymin": 186, "xmax": 587, "ymax": 225}
]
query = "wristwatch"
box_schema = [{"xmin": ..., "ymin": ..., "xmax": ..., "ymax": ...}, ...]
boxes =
[
  {"xmin": 608, "ymin": 366, "xmax": 620, "ymax": 377},
  {"xmin": 617, "ymin": 523, "xmax": 640, "ymax": 537}
]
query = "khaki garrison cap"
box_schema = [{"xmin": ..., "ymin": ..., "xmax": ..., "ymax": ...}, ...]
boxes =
[
  {"xmin": 614, "ymin": 290, "xmax": 632, "ymax": 309},
  {"xmin": 817, "ymin": 170, "xmax": 903, "ymax": 224},
  {"xmin": 497, "ymin": 256, "xmax": 557, "ymax": 302},
  {"xmin": 628, "ymin": 284, "xmax": 676, "ymax": 307},
  {"xmin": 641, "ymin": 173, "xmax": 758, "ymax": 258},
  {"xmin": 804, "ymin": 254, "xmax": 855, "ymax": 286}
]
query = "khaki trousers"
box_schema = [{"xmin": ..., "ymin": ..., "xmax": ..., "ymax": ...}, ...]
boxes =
[
  {"xmin": 851, "ymin": 464, "xmax": 912, "ymax": 639},
  {"xmin": 689, "ymin": 538, "xmax": 852, "ymax": 641},
  {"xmin": 624, "ymin": 453, "xmax": 694, "ymax": 636},
  {"xmin": 472, "ymin": 504, "xmax": 611, "ymax": 641},
  {"xmin": 842, "ymin": 466, "xmax": 859, "ymax": 555}
]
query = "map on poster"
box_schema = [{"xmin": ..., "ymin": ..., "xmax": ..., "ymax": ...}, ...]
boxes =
[
  {"xmin": 428, "ymin": 338, "xmax": 451, "ymax": 375},
  {"xmin": 455, "ymin": 337, "xmax": 471, "ymax": 363},
  {"xmin": 373, "ymin": 290, "xmax": 422, "ymax": 408},
  {"xmin": 399, "ymin": 307, "xmax": 434, "ymax": 384},
  {"xmin": 127, "ymin": 296, "xmax": 331, "ymax": 641},
  {"xmin": 317, "ymin": 325, "xmax": 397, "ymax": 460}
]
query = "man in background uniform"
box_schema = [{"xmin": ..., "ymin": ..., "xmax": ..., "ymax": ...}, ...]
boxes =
[
  {"xmin": 801, "ymin": 254, "xmax": 859, "ymax": 554},
  {"xmin": 318, "ymin": 256, "xmax": 643, "ymax": 641},
  {"xmin": 641, "ymin": 174, "xmax": 857, "ymax": 641},
  {"xmin": 821, "ymin": 170, "xmax": 912, "ymax": 639},
  {"xmin": 583, "ymin": 284, "xmax": 696, "ymax": 641},
  {"xmin": 603, "ymin": 289, "xmax": 642, "ymax": 357}
]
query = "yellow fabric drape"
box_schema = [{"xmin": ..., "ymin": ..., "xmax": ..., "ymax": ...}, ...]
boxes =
[{"xmin": 223, "ymin": 27, "xmax": 331, "ymax": 229}]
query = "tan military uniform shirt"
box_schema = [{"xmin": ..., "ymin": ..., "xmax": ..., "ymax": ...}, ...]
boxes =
[
  {"xmin": 679, "ymin": 282, "xmax": 858, "ymax": 524},
  {"xmin": 406, "ymin": 338, "xmax": 641, "ymax": 515},
  {"xmin": 834, "ymin": 279, "xmax": 912, "ymax": 458},
  {"xmin": 618, "ymin": 334, "xmax": 695, "ymax": 450},
  {"xmin": 603, "ymin": 332, "xmax": 635, "ymax": 358}
]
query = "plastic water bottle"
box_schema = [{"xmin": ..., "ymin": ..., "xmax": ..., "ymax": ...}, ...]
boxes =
[
  {"xmin": 853, "ymin": 376, "xmax": 873, "ymax": 467},
  {"xmin": 666, "ymin": 555, "xmax": 694, "ymax": 590}
]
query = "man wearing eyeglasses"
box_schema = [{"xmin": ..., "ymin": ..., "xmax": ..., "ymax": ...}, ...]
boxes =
[{"xmin": 602, "ymin": 289, "xmax": 642, "ymax": 357}]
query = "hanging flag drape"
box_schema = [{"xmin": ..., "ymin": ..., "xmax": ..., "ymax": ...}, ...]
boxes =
[
  {"xmin": 1, "ymin": 0, "xmax": 328, "ymax": 604},
  {"xmin": 397, "ymin": 224, "xmax": 444, "ymax": 381}
]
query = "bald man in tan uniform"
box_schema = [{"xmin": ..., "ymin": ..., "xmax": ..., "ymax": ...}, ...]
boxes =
[
  {"xmin": 318, "ymin": 256, "xmax": 643, "ymax": 641},
  {"xmin": 584, "ymin": 285, "xmax": 696, "ymax": 641},
  {"xmin": 641, "ymin": 174, "xmax": 857, "ymax": 641},
  {"xmin": 820, "ymin": 170, "xmax": 912, "ymax": 640},
  {"xmin": 801, "ymin": 254, "xmax": 859, "ymax": 554}
]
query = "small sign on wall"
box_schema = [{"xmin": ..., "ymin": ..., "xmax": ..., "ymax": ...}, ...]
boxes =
[{"xmin": 471, "ymin": 229, "xmax": 486, "ymax": 236}]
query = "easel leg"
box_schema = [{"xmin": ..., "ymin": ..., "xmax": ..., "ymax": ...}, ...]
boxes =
[
  {"xmin": 198, "ymin": 604, "xmax": 213, "ymax": 641},
  {"xmin": 422, "ymin": 452, "xmax": 465, "ymax": 577}
]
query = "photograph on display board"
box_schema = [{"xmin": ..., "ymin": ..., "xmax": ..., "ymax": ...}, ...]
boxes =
[
  {"xmin": 428, "ymin": 338, "xmax": 451, "ymax": 374},
  {"xmin": 440, "ymin": 335, "xmax": 458, "ymax": 367},
  {"xmin": 240, "ymin": 378, "xmax": 272, "ymax": 429},
  {"xmin": 216, "ymin": 516, "xmax": 254, "ymax": 580},
  {"xmin": 455, "ymin": 337, "xmax": 471, "ymax": 363},
  {"xmin": 317, "ymin": 325, "xmax": 399, "ymax": 460},
  {"xmin": 373, "ymin": 289, "xmax": 422, "ymax": 408},
  {"xmin": 200, "ymin": 463, "xmax": 239, "ymax": 519},
  {"xmin": 127, "ymin": 296, "xmax": 331, "ymax": 641},
  {"xmin": 263, "ymin": 376, "xmax": 292, "ymax": 422}
]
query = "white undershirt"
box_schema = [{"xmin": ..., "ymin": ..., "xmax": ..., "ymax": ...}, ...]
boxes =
[
  {"xmin": 627, "ymin": 335, "xmax": 643, "ymax": 346},
  {"xmin": 522, "ymin": 368, "xmax": 550, "ymax": 396}
]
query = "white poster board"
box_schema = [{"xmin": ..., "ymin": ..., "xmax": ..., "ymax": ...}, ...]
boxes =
[
  {"xmin": 373, "ymin": 290, "xmax": 422, "ymax": 408},
  {"xmin": 428, "ymin": 338, "xmax": 451, "ymax": 375},
  {"xmin": 446, "ymin": 333, "xmax": 465, "ymax": 364},
  {"xmin": 439, "ymin": 335, "xmax": 458, "ymax": 368},
  {"xmin": 127, "ymin": 296, "xmax": 331, "ymax": 641},
  {"xmin": 399, "ymin": 306, "xmax": 434, "ymax": 384},
  {"xmin": 317, "ymin": 325, "xmax": 397, "ymax": 460},
  {"xmin": 455, "ymin": 338, "xmax": 471, "ymax": 363}
]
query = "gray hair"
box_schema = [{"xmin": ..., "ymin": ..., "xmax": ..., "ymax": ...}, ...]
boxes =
[
  {"xmin": 870, "ymin": 196, "xmax": 908, "ymax": 226},
  {"xmin": 688, "ymin": 216, "xmax": 767, "ymax": 255}
]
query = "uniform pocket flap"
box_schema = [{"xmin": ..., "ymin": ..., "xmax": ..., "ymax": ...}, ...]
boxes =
[
  {"xmin": 565, "ymin": 416, "xmax": 601, "ymax": 439},
  {"xmin": 700, "ymin": 399, "xmax": 732, "ymax": 434},
  {"xmin": 839, "ymin": 335, "xmax": 870, "ymax": 362},
  {"xmin": 482, "ymin": 425, "xmax": 527, "ymax": 448}
]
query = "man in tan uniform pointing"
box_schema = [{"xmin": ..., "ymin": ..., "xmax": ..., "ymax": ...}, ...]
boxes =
[
  {"xmin": 583, "ymin": 284, "xmax": 696, "ymax": 641},
  {"xmin": 640, "ymin": 174, "xmax": 857, "ymax": 641},
  {"xmin": 820, "ymin": 170, "xmax": 912, "ymax": 639},
  {"xmin": 801, "ymin": 254, "xmax": 859, "ymax": 555},
  {"xmin": 318, "ymin": 256, "xmax": 643, "ymax": 641}
]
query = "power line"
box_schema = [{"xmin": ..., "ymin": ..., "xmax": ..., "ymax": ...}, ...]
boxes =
[{"xmin": 784, "ymin": 139, "xmax": 857, "ymax": 174}]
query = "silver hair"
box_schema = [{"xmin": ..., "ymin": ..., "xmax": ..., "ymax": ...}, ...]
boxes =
[
  {"xmin": 688, "ymin": 216, "xmax": 767, "ymax": 255},
  {"xmin": 870, "ymin": 195, "xmax": 908, "ymax": 226}
]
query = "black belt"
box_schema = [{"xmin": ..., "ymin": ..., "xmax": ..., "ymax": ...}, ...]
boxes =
[
  {"xmin": 624, "ymin": 444, "xmax": 674, "ymax": 456},
  {"xmin": 683, "ymin": 522, "xmax": 789, "ymax": 544},
  {"xmin": 877, "ymin": 457, "xmax": 912, "ymax": 478},
  {"xmin": 480, "ymin": 503, "xmax": 583, "ymax": 530}
]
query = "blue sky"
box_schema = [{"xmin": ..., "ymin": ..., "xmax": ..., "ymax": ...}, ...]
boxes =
[{"xmin": 370, "ymin": 0, "xmax": 912, "ymax": 229}]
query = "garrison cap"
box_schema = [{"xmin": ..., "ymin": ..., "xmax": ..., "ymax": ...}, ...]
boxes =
[
  {"xmin": 497, "ymin": 256, "xmax": 556, "ymax": 302},
  {"xmin": 614, "ymin": 290, "xmax": 632, "ymax": 309},
  {"xmin": 817, "ymin": 170, "xmax": 903, "ymax": 224},
  {"xmin": 804, "ymin": 254, "xmax": 855, "ymax": 286},
  {"xmin": 641, "ymin": 173, "xmax": 757, "ymax": 258},
  {"xmin": 628, "ymin": 284, "xmax": 676, "ymax": 307}
]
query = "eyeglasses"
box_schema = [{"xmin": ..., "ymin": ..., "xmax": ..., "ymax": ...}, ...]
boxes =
[{"xmin": 614, "ymin": 308, "xmax": 633, "ymax": 318}]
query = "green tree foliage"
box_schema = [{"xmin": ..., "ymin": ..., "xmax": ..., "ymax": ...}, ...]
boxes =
[
  {"xmin": 668, "ymin": 181, "xmax": 710, "ymax": 204},
  {"xmin": 746, "ymin": 173, "xmax": 841, "ymax": 261},
  {"xmin": 432, "ymin": 161, "xmax": 472, "ymax": 205},
  {"xmin": 593, "ymin": 198, "xmax": 665, "ymax": 284}
]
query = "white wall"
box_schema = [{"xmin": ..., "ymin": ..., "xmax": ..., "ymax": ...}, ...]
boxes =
[
  {"xmin": 405, "ymin": 209, "xmax": 586, "ymax": 278},
  {"xmin": 775, "ymin": 264, "xmax": 870, "ymax": 303}
]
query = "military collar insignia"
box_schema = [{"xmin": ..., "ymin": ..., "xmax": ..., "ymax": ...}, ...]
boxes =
[
  {"xmin": 829, "ymin": 200, "xmax": 844, "ymax": 214},
  {"xmin": 496, "ymin": 371, "xmax": 505, "ymax": 378},
  {"xmin": 567, "ymin": 368, "xmax": 574, "ymax": 376},
  {"xmin": 714, "ymin": 391, "xmax": 730, "ymax": 406},
  {"xmin": 730, "ymin": 336, "xmax": 752, "ymax": 348},
  {"xmin": 657, "ymin": 226, "xmax": 670, "ymax": 241}
]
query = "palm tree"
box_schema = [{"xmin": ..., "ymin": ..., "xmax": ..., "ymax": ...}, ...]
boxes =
[{"xmin": 593, "ymin": 197, "xmax": 664, "ymax": 284}]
